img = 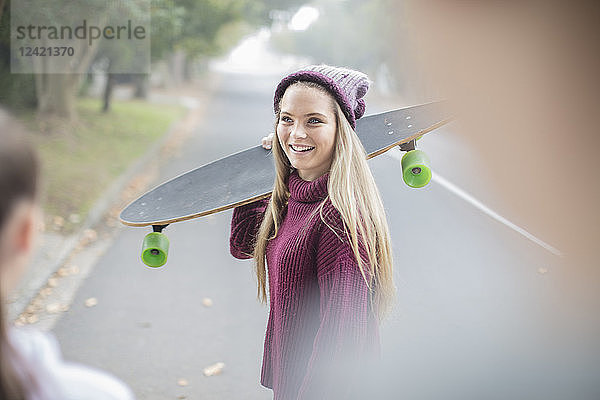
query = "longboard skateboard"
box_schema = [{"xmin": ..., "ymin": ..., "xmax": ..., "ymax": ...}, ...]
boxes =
[{"xmin": 120, "ymin": 101, "xmax": 452, "ymax": 267}]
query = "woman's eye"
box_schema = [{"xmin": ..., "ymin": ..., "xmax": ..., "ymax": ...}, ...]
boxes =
[
  {"xmin": 280, "ymin": 116, "xmax": 293, "ymax": 123},
  {"xmin": 308, "ymin": 117, "xmax": 322, "ymax": 124}
]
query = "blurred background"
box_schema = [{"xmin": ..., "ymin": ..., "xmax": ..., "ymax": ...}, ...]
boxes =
[{"xmin": 1, "ymin": 0, "xmax": 599, "ymax": 399}]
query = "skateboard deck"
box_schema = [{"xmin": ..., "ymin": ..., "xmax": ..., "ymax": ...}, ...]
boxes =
[
  {"xmin": 120, "ymin": 101, "xmax": 452, "ymax": 267},
  {"xmin": 120, "ymin": 101, "xmax": 451, "ymax": 228}
]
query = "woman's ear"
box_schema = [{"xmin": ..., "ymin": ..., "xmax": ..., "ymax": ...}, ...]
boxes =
[{"xmin": 0, "ymin": 201, "xmax": 39, "ymax": 294}]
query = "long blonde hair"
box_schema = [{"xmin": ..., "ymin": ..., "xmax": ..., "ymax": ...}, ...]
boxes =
[{"xmin": 253, "ymin": 81, "xmax": 396, "ymax": 319}]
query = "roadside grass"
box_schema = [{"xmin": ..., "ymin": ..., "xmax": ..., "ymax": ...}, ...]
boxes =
[{"xmin": 22, "ymin": 98, "xmax": 186, "ymax": 233}]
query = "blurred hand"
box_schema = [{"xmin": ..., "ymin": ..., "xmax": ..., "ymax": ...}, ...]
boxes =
[{"xmin": 261, "ymin": 133, "xmax": 274, "ymax": 150}]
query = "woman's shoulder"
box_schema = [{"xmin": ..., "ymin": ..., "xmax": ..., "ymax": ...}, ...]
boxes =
[
  {"xmin": 314, "ymin": 199, "xmax": 347, "ymax": 242},
  {"xmin": 316, "ymin": 199, "xmax": 369, "ymax": 254},
  {"xmin": 9, "ymin": 328, "xmax": 134, "ymax": 400},
  {"xmin": 316, "ymin": 198, "xmax": 342, "ymax": 226}
]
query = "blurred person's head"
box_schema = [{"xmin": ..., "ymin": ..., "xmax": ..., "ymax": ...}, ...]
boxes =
[
  {"xmin": 0, "ymin": 129, "xmax": 40, "ymax": 293},
  {"xmin": 0, "ymin": 126, "xmax": 40, "ymax": 399},
  {"xmin": 403, "ymin": 1, "xmax": 600, "ymax": 265}
]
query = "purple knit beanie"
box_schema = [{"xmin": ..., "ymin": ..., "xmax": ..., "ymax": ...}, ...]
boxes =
[{"xmin": 273, "ymin": 65, "xmax": 370, "ymax": 129}]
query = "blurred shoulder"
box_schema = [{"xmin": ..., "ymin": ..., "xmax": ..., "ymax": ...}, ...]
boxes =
[{"xmin": 9, "ymin": 328, "xmax": 134, "ymax": 400}]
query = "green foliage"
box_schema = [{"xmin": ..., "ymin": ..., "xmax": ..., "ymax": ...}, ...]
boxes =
[
  {"xmin": 0, "ymin": 63, "xmax": 37, "ymax": 110},
  {"xmin": 177, "ymin": 0, "xmax": 245, "ymax": 58},
  {"xmin": 0, "ymin": 0, "xmax": 36, "ymax": 110},
  {"xmin": 0, "ymin": 0, "xmax": 309, "ymax": 114},
  {"xmin": 270, "ymin": 0, "xmax": 409, "ymax": 90},
  {"xmin": 213, "ymin": 19, "xmax": 254, "ymax": 54},
  {"xmin": 241, "ymin": 0, "xmax": 304, "ymax": 25},
  {"xmin": 158, "ymin": 0, "xmax": 305, "ymax": 60},
  {"xmin": 151, "ymin": 0, "xmax": 185, "ymax": 61}
]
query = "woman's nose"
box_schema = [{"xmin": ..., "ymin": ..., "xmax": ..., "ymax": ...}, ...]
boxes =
[{"xmin": 290, "ymin": 124, "xmax": 307, "ymax": 139}]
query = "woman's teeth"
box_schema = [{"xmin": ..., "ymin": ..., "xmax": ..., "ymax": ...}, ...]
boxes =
[{"xmin": 290, "ymin": 144, "xmax": 315, "ymax": 152}]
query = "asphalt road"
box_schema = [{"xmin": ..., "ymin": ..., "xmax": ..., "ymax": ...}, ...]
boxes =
[{"xmin": 52, "ymin": 71, "xmax": 598, "ymax": 400}]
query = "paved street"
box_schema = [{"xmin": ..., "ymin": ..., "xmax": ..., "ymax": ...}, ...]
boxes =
[{"xmin": 51, "ymin": 71, "xmax": 598, "ymax": 400}]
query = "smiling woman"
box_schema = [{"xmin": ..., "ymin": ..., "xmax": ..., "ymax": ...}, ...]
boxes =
[{"xmin": 229, "ymin": 65, "xmax": 395, "ymax": 399}]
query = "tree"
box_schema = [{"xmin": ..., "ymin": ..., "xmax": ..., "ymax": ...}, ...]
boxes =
[
  {"xmin": 0, "ymin": 0, "xmax": 37, "ymax": 110},
  {"xmin": 163, "ymin": 0, "xmax": 306, "ymax": 80},
  {"xmin": 270, "ymin": 0, "xmax": 409, "ymax": 93},
  {"xmin": 8, "ymin": 0, "xmax": 150, "ymax": 119},
  {"xmin": 2, "ymin": 0, "xmax": 307, "ymax": 117},
  {"xmin": 99, "ymin": 0, "xmax": 306, "ymax": 109}
]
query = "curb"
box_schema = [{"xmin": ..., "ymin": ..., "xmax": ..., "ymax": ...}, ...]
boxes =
[{"xmin": 7, "ymin": 95, "xmax": 204, "ymax": 321}]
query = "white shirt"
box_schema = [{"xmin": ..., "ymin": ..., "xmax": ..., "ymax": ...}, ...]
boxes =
[{"xmin": 8, "ymin": 328, "xmax": 134, "ymax": 400}]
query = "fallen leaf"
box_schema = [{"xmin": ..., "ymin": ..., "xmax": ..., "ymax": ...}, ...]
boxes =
[
  {"xmin": 177, "ymin": 378, "xmax": 189, "ymax": 387},
  {"xmin": 53, "ymin": 216, "xmax": 65, "ymax": 228},
  {"xmin": 203, "ymin": 362, "xmax": 225, "ymax": 377},
  {"xmin": 47, "ymin": 278, "xmax": 58, "ymax": 288},
  {"xmin": 46, "ymin": 303, "xmax": 62, "ymax": 314},
  {"xmin": 26, "ymin": 304, "xmax": 39, "ymax": 314},
  {"xmin": 85, "ymin": 298, "xmax": 98, "ymax": 308},
  {"xmin": 202, "ymin": 298, "xmax": 213, "ymax": 307},
  {"xmin": 83, "ymin": 229, "xmax": 98, "ymax": 243}
]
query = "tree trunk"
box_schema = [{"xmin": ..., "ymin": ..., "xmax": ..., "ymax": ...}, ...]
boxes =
[
  {"xmin": 35, "ymin": 74, "xmax": 80, "ymax": 120},
  {"xmin": 184, "ymin": 59, "xmax": 192, "ymax": 82},
  {"xmin": 0, "ymin": 0, "xmax": 6, "ymax": 22},
  {"xmin": 168, "ymin": 50, "xmax": 186, "ymax": 87},
  {"xmin": 102, "ymin": 72, "xmax": 115, "ymax": 112},
  {"xmin": 31, "ymin": 11, "xmax": 105, "ymax": 120},
  {"xmin": 133, "ymin": 74, "xmax": 149, "ymax": 99}
]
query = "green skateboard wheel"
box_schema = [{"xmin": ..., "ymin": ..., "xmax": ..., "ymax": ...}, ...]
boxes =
[
  {"xmin": 141, "ymin": 232, "xmax": 169, "ymax": 268},
  {"xmin": 401, "ymin": 149, "xmax": 432, "ymax": 188}
]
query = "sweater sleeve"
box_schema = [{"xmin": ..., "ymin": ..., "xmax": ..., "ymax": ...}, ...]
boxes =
[
  {"xmin": 296, "ymin": 217, "xmax": 379, "ymax": 400},
  {"xmin": 229, "ymin": 198, "xmax": 269, "ymax": 259}
]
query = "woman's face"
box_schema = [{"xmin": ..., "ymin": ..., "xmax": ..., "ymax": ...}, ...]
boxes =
[{"xmin": 277, "ymin": 85, "xmax": 337, "ymax": 181}]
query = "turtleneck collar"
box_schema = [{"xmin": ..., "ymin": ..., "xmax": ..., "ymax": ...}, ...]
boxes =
[{"xmin": 288, "ymin": 170, "xmax": 329, "ymax": 203}]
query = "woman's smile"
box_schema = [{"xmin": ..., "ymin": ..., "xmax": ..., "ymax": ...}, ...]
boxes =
[{"xmin": 289, "ymin": 143, "xmax": 316, "ymax": 153}]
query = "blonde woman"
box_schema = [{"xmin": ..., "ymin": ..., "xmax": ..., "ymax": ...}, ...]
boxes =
[{"xmin": 230, "ymin": 65, "xmax": 395, "ymax": 399}]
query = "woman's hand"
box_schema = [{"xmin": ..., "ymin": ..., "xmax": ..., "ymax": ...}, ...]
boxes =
[{"xmin": 261, "ymin": 133, "xmax": 274, "ymax": 150}]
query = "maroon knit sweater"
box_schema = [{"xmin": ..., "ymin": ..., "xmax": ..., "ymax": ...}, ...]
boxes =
[{"xmin": 230, "ymin": 171, "xmax": 380, "ymax": 400}]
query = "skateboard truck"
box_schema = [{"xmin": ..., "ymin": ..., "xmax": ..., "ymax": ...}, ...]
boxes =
[
  {"xmin": 398, "ymin": 138, "xmax": 432, "ymax": 188},
  {"xmin": 153, "ymin": 224, "xmax": 169, "ymax": 233},
  {"xmin": 141, "ymin": 224, "xmax": 170, "ymax": 268}
]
